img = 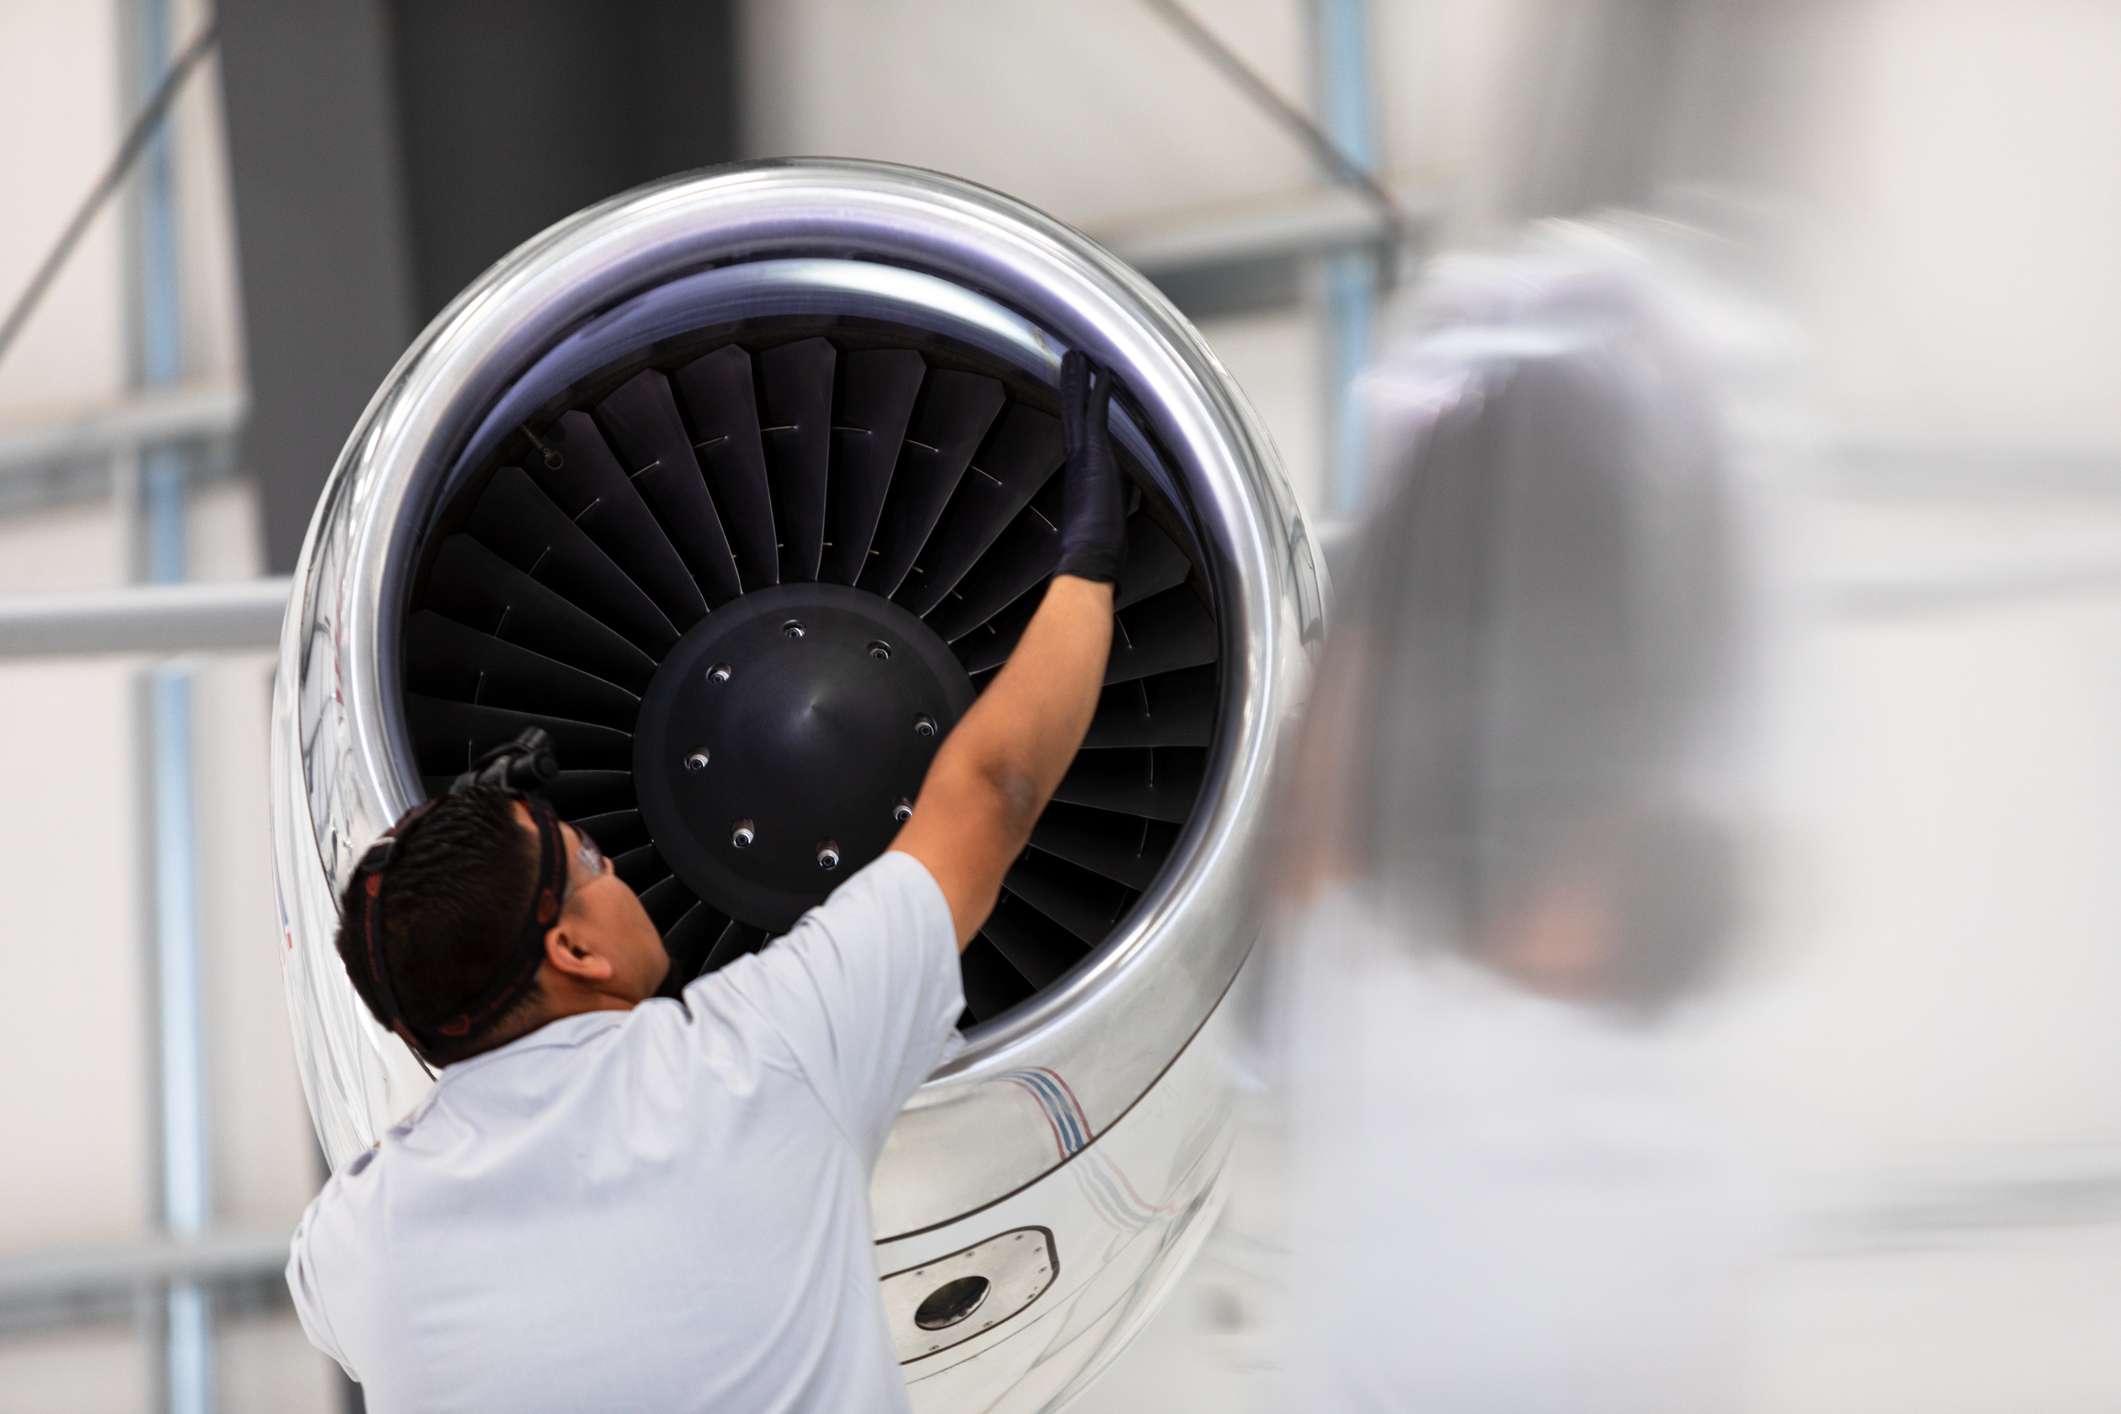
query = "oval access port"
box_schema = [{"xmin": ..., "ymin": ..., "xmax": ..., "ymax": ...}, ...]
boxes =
[{"xmin": 913, "ymin": 1275, "xmax": 991, "ymax": 1331}]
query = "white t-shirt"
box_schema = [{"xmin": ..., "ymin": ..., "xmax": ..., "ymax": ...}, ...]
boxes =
[{"xmin": 286, "ymin": 850, "xmax": 963, "ymax": 1414}]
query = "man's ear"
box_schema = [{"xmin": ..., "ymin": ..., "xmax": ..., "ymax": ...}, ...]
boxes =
[{"xmin": 544, "ymin": 923, "xmax": 616, "ymax": 983}]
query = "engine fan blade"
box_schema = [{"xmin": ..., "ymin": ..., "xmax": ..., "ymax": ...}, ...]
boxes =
[
  {"xmin": 405, "ymin": 695, "xmax": 633, "ymax": 773},
  {"xmin": 1106, "ymin": 587, "xmax": 1219, "ymax": 685},
  {"xmin": 978, "ymin": 894, "xmax": 1086, "ymax": 991},
  {"xmin": 1051, "ymin": 748, "xmax": 1205, "ymax": 823},
  {"xmin": 953, "ymin": 587, "xmax": 1042, "ymax": 676},
  {"xmin": 656, "ymin": 900, "xmax": 731, "ymax": 995},
  {"xmin": 926, "ymin": 508, "xmax": 1059, "ymax": 642},
  {"xmin": 702, "ymin": 919, "xmax": 769, "ymax": 972},
  {"xmin": 1081, "ymin": 666, "xmax": 1218, "ymax": 748},
  {"xmin": 538, "ymin": 410, "xmax": 708, "ymax": 628},
  {"xmin": 672, "ymin": 345, "xmax": 779, "ymax": 591},
  {"xmin": 612, "ymin": 844, "xmax": 665, "ymax": 891},
  {"xmin": 861, "ymin": 370, "xmax": 1005, "ymax": 597},
  {"xmin": 1004, "ymin": 852, "xmax": 1132, "ymax": 945},
  {"xmin": 539, "ymin": 769, "xmax": 637, "ymax": 816},
  {"xmin": 421, "ymin": 771, "xmax": 637, "ymax": 816},
  {"xmin": 757, "ymin": 338, "xmax": 837, "ymax": 583},
  {"xmin": 1115, "ymin": 515, "xmax": 1193, "ymax": 609},
  {"xmin": 637, "ymin": 874, "xmax": 699, "ymax": 934},
  {"xmin": 595, "ymin": 370, "xmax": 743, "ymax": 605},
  {"xmin": 403, "ymin": 611, "xmax": 640, "ymax": 729},
  {"xmin": 1028, "ymin": 803, "xmax": 1177, "ymax": 890},
  {"xmin": 570, "ymin": 809, "xmax": 651, "ymax": 855},
  {"xmin": 422, "ymin": 535, "xmax": 657, "ymax": 693},
  {"xmin": 897, "ymin": 404, "xmax": 1062, "ymax": 615},
  {"xmin": 959, "ymin": 938, "xmax": 1034, "ymax": 1024},
  {"xmin": 825, "ymin": 349, "xmax": 925, "ymax": 585},
  {"xmin": 470, "ymin": 468, "xmax": 679, "ymax": 655}
]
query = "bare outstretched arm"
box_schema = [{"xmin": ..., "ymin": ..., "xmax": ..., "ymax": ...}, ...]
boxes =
[
  {"xmin": 890, "ymin": 353, "xmax": 1129, "ymax": 948},
  {"xmin": 891, "ymin": 576, "xmax": 1113, "ymax": 947}
]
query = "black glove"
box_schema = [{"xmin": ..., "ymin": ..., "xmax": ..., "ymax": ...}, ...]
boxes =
[{"xmin": 1054, "ymin": 350, "xmax": 1129, "ymax": 585}]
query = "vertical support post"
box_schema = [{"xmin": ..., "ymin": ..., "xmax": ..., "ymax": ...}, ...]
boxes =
[
  {"xmin": 126, "ymin": 2, "xmax": 212, "ymax": 1411},
  {"xmin": 1314, "ymin": 0, "xmax": 1381, "ymax": 516}
]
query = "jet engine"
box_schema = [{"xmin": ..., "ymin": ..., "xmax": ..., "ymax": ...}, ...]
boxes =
[{"xmin": 270, "ymin": 160, "xmax": 1324, "ymax": 1410}]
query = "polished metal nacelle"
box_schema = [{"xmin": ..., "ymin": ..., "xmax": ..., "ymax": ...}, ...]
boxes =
[{"xmin": 270, "ymin": 160, "xmax": 1324, "ymax": 1408}]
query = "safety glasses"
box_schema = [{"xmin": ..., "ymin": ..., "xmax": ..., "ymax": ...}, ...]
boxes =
[{"xmin": 567, "ymin": 827, "xmax": 611, "ymax": 895}]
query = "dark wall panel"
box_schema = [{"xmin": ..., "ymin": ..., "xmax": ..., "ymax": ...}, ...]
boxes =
[
  {"xmin": 388, "ymin": 0, "xmax": 742, "ymax": 321},
  {"xmin": 220, "ymin": 0, "xmax": 418, "ymax": 574},
  {"xmin": 225, "ymin": 0, "xmax": 741, "ymax": 571}
]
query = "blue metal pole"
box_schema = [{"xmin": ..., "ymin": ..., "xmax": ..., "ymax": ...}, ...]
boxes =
[
  {"xmin": 1315, "ymin": 0, "xmax": 1380, "ymax": 516},
  {"xmin": 130, "ymin": 1, "xmax": 212, "ymax": 1411}
]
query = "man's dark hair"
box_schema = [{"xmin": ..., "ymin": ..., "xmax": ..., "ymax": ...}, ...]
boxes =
[{"xmin": 335, "ymin": 785, "xmax": 545, "ymax": 1066}]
